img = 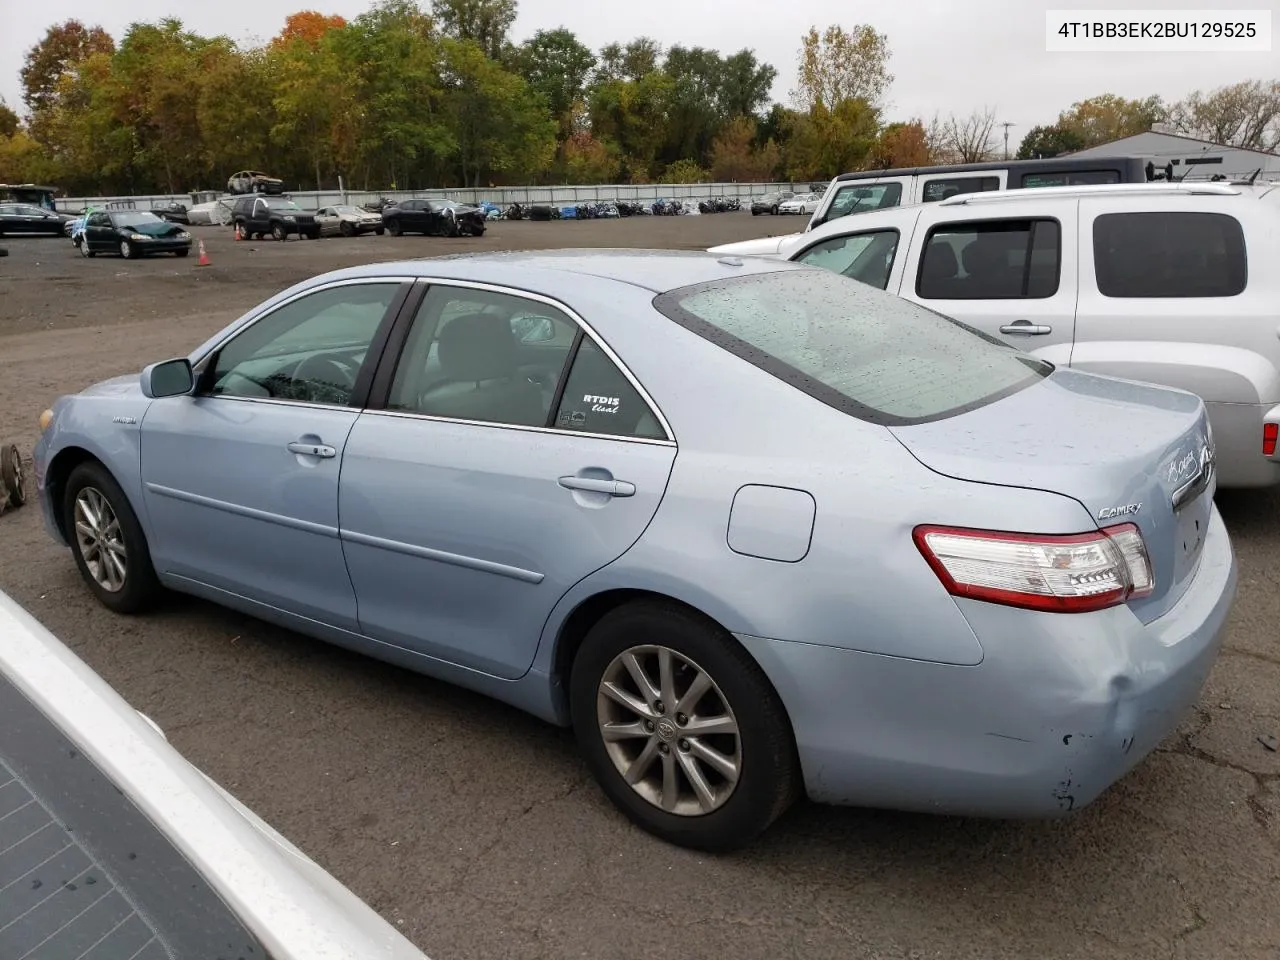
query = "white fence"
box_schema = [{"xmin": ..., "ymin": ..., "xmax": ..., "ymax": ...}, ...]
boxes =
[{"xmin": 55, "ymin": 181, "xmax": 813, "ymax": 213}]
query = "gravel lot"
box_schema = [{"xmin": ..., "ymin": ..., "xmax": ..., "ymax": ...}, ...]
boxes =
[{"xmin": 1, "ymin": 216, "xmax": 1279, "ymax": 960}]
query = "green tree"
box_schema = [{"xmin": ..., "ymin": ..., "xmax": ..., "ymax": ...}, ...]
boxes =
[
  {"xmin": 440, "ymin": 38, "xmax": 555, "ymax": 185},
  {"xmin": 659, "ymin": 158, "xmax": 706, "ymax": 183},
  {"xmin": 430, "ymin": 0, "xmax": 516, "ymax": 60},
  {"xmin": 588, "ymin": 68, "xmax": 673, "ymax": 182},
  {"xmin": 1016, "ymin": 123, "xmax": 1085, "ymax": 159},
  {"xmin": 334, "ymin": 1, "xmax": 453, "ymax": 188},
  {"xmin": 792, "ymin": 25, "xmax": 891, "ymax": 111},
  {"xmin": 717, "ymin": 50, "xmax": 776, "ymax": 119},
  {"xmin": 269, "ymin": 31, "xmax": 347, "ymax": 189},
  {"xmin": 0, "ymin": 101, "xmax": 19, "ymax": 138},
  {"xmin": 197, "ymin": 47, "xmax": 274, "ymax": 186},
  {"xmin": 784, "ymin": 97, "xmax": 880, "ymax": 180},
  {"xmin": 513, "ymin": 28, "xmax": 596, "ymax": 138}
]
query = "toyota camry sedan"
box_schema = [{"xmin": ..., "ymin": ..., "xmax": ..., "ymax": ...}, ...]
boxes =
[{"xmin": 33, "ymin": 251, "xmax": 1237, "ymax": 851}]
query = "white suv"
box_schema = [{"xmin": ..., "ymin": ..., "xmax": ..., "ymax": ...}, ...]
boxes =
[{"xmin": 712, "ymin": 182, "xmax": 1280, "ymax": 488}]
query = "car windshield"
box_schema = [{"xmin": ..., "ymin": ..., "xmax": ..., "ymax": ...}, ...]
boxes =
[
  {"xmin": 333, "ymin": 205, "xmax": 362, "ymax": 214},
  {"xmin": 264, "ymin": 199, "xmax": 299, "ymax": 210},
  {"xmin": 654, "ymin": 268, "xmax": 1050, "ymax": 426},
  {"xmin": 112, "ymin": 212, "xmax": 163, "ymax": 226}
]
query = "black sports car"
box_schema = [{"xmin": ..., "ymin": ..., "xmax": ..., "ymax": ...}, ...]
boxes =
[
  {"xmin": 382, "ymin": 198, "xmax": 486, "ymax": 237},
  {"xmin": 0, "ymin": 202, "xmax": 74, "ymax": 236},
  {"xmin": 75, "ymin": 210, "xmax": 192, "ymax": 259}
]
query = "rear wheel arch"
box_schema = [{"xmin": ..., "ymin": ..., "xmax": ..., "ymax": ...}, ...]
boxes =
[{"xmin": 551, "ymin": 589, "xmax": 796, "ymax": 733}]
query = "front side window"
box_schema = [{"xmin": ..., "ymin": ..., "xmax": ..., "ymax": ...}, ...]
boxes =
[
  {"xmin": 820, "ymin": 182, "xmax": 904, "ymax": 224},
  {"xmin": 1093, "ymin": 212, "xmax": 1246, "ymax": 298},
  {"xmin": 654, "ymin": 269, "xmax": 1049, "ymax": 426},
  {"xmin": 208, "ymin": 283, "xmax": 400, "ymax": 405},
  {"xmin": 917, "ymin": 219, "xmax": 1061, "ymax": 300},
  {"xmin": 920, "ymin": 176, "xmax": 1001, "ymax": 203},
  {"xmin": 793, "ymin": 230, "xmax": 900, "ymax": 290}
]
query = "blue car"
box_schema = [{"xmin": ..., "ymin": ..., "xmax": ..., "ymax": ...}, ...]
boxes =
[{"xmin": 33, "ymin": 251, "xmax": 1237, "ymax": 850}]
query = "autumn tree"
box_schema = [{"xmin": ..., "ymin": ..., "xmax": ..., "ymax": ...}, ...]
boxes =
[
  {"xmin": 791, "ymin": 25, "xmax": 891, "ymax": 111},
  {"xmin": 1171, "ymin": 79, "xmax": 1280, "ymax": 152},
  {"xmin": 1057, "ymin": 94, "xmax": 1166, "ymax": 147},
  {"xmin": 560, "ymin": 131, "xmax": 619, "ymax": 183},
  {"xmin": 431, "ymin": 0, "xmax": 516, "ymax": 60},
  {"xmin": 1016, "ymin": 123, "xmax": 1085, "ymax": 159},
  {"xmin": 20, "ymin": 20, "xmax": 115, "ymax": 143},
  {"xmin": 269, "ymin": 10, "xmax": 348, "ymax": 49},
  {"xmin": 869, "ymin": 120, "xmax": 930, "ymax": 168},
  {"xmin": 709, "ymin": 115, "xmax": 779, "ymax": 181}
]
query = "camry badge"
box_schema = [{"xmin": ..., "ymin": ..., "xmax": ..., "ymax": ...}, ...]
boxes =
[{"xmin": 1098, "ymin": 503, "xmax": 1142, "ymax": 520}]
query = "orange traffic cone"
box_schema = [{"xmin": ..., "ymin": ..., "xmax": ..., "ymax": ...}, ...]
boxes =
[
  {"xmin": 233, "ymin": 222, "xmax": 243, "ymax": 240},
  {"xmin": 197, "ymin": 239, "xmax": 211, "ymax": 266}
]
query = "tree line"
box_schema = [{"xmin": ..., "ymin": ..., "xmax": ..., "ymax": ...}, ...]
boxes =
[{"xmin": 0, "ymin": 0, "xmax": 1276, "ymax": 196}]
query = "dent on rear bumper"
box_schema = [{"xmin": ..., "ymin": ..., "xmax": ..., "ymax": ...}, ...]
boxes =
[{"xmin": 738, "ymin": 508, "xmax": 1236, "ymax": 817}]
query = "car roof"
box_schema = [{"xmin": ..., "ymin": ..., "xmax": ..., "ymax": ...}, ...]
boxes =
[{"xmin": 313, "ymin": 249, "xmax": 806, "ymax": 294}]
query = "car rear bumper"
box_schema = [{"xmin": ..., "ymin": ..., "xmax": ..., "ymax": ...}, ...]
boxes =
[{"xmin": 737, "ymin": 505, "xmax": 1236, "ymax": 817}]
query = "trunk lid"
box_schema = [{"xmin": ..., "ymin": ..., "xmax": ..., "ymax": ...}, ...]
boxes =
[
  {"xmin": 707, "ymin": 235, "xmax": 798, "ymax": 258},
  {"xmin": 889, "ymin": 368, "xmax": 1216, "ymax": 623}
]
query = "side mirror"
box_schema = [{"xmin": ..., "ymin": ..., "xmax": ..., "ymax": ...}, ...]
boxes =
[
  {"xmin": 512, "ymin": 316, "xmax": 556, "ymax": 343},
  {"xmin": 140, "ymin": 358, "xmax": 194, "ymax": 398}
]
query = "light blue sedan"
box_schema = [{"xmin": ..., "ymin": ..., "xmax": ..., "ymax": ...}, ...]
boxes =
[{"xmin": 33, "ymin": 251, "xmax": 1237, "ymax": 850}]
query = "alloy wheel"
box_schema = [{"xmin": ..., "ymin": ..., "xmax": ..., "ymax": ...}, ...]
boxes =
[
  {"xmin": 73, "ymin": 487, "xmax": 127, "ymax": 592},
  {"xmin": 596, "ymin": 644, "xmax": 742, "ymax": 816}
]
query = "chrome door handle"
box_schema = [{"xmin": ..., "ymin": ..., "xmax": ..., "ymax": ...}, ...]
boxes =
[
  {"xmin": 999, "ymin": 321, "xmax": 1052, "ymax": 336},
  {"xmin": 287, "ymin": 440, "xmax": 336, "ymax": 458},
  {"xmin": 558, "ymin": 476, "xmax": 636, "ymax": 497}
]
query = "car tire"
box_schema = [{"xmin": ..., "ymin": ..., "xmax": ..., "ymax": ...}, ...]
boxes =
[
  {"xmin": 78, "ymin": 239, "xmax": 94, "ymax": 258},
  {"xmin": 174, "ymin": 248, "xmax": 189, "ymax": 257},
  {"xmin": 308, "ymin": 228, "xmax": 320, "ymax": 240},
  {"xmin": 374, "ymin": 227, "xmax": 385, "ymax": 236},
  {"xmin": 340, "ymin": 221, "xmax": 355, "ymax": 237},
  {"xmin": 569, "ymin": 600, "xmax": 801, "ymax": 852},
  {"xmin": 119, "ymin": 240, "xmax": 135, "ymax": 259},
  {"xmin": 272, "ymin": 223, "xmax": 287, "ymax": 241},
  {"xmin": 1, "ymin": 443, "xmax": 25, "ymax": 507},
  {"xmin": 387, "ymin": 219, "xmax": 402, "ymax": 237},
  {"xmin": 63, "ymin": 461, "xmax": 162, "ymax": 614},
  {"xmin": 751, "ymin": 209, "xmax": 760, "ymax": 216}
]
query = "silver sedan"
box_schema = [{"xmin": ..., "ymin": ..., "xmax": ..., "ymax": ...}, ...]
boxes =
[
  {"xmin": 314, "ymin": 204, "xmax": 386, "ymax": 237},
  {"xmin": 33, "ymin": 252, "xmax": 1236, "ymax": 851}
]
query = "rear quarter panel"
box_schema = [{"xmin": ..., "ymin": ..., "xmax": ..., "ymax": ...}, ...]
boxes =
[{"xmin": 525, "ymin": 280, "xmax": 1099, "ymax": 673}]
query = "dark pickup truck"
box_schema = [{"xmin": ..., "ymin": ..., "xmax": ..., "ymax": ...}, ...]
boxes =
[{"xmin": 231, "ymin": 196, "xmax": 319, "ymax": 240}]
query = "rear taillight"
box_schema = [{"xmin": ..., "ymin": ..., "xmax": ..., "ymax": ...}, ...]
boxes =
[
  {"xmin": 1264, "ymin": 423, "xmax": 1277, "ymax": 457},
  {"xmin": 914, "ymin": 522, "xmax": 1154, "ymax": 613}
]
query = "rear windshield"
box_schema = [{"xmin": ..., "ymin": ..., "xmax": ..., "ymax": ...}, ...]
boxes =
[{"xmin": 653, "ymin": 268, "xmax": 1050, "ymax": 426}]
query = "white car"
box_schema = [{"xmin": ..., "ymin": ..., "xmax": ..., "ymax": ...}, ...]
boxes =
[
  {"xmin": 713, "ymin": 180, "xmax": 1280, "ymax": 488},
  {"xmin": 778, "ymin": 193, "xmax": 822, "ymax": 215},
  {"xmin": 0, "ymin": 588, "xmax": 430, "ymax": 960}
]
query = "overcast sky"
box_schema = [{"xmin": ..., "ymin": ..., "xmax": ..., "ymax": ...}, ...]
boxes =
[{"xmin": 2, "ymin": 0, "xmax": 1276, "ymax": 140}]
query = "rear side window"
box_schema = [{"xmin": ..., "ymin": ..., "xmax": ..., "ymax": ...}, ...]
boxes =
[
  {"xmin": 920, "ymin": 176, "xmax": 1000, "ymax": 203},
  {"xmin": 1093, "ymin": 212, "xmax": 1246, "ymax": 298},
  {"xmin": 792, "ymin": 229, "xmax": 900, "ymax": 289},
  {"xmin": 1021, "ymin": 170, "xmax": 1121, "ymax": 188},
  {"xmin": 917, "ymin": 219, "xmax": 1061, "ymax": 300},
  {"xmin": 821, "ymin": 182, "xmax": 904, "ymax": 223},
  {"xmin": 653, "ymin": 269, "xmax": 1049, "ymax": 427}
]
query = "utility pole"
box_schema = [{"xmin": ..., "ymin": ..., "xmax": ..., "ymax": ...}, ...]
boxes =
[{"xmin": 1001, "ymin": 121, "xmax": 1016, "ymax": 160}]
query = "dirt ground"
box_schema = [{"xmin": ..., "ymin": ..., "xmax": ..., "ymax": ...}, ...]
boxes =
[{"xmin": 1, "ymin": 214, "xmax": 1279, "ymax": 960}]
